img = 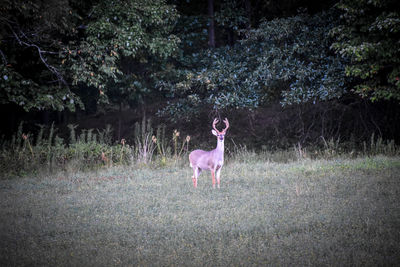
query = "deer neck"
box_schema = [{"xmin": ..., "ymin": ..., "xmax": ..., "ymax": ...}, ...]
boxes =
[{"xmin": 216, "ymin": 139, "xmax": 224, "ymax": 152}]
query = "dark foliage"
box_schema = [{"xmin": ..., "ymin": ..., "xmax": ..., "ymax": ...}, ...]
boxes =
[{"xmin": 0, "ymin": 0, "xmax": 399, "ymax": 149}]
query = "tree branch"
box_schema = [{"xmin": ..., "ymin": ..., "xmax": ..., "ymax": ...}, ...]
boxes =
[
  {"xmin": 3, "ymin": 18, "xmax": 68, "ymax": 86},
  {"xmin": 0, "ymin": 49, "xmax": 7, "ymax": 65}
]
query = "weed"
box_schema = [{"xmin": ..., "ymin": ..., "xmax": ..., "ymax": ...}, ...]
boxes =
[
  {"xmin": 134, "ymin": 117, "xmax": 156, "ymax": 164},
  {"xmin": 0, "ymin": 121, "xmax": 399, "ymax": 179},
  {"xmin": 155, "ymin": 124, "xmax": 170, "ymax": 158}
]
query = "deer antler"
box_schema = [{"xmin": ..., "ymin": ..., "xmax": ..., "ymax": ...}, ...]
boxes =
[
  {"xmin": 222, "ymin": 118, "xmax": 229, "ymax": 133},
  {"xmin": 212, "ymin": 118, "xmax": 220, "ymax": 133}
]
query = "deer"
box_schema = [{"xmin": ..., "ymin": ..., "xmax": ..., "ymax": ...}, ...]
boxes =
[{"xmin": 189, "ymin": 118, "xmax": 229, "ymax": 188}]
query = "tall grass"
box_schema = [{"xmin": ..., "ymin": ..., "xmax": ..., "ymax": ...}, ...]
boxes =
[
  {"xmin": 0, "ymin": 120, "xmax": 192, "ymax": 178},
  {"xmin": 0, "ymin": 121, "xmax": 399, "ymax": 178},
  {"xmin": 133, "ymin": 117, "xmax": 156, "ymax": 164},
  {"xmin": 0, "ymin": 122, "xmax": 129, "ymax": 177}
]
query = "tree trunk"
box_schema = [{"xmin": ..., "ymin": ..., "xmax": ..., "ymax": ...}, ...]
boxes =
[
  {"xmin": 244, "ymin": 0, "xmax": 252, "ymax": 29},
  {"xmin": 208, "ymin": 0, "xmax": 216, "ymax": 48},
  {"xmin": 42, "ymin": 110, "xmax": 50, "ymax": 125},
  {"xmin": 118, "ymin": 102, "xmax": 122, "ymax": 141}
]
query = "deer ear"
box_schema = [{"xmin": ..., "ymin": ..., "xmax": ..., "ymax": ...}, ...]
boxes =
[{"xmin": 211, "ymin": 129, "xmax": 218, "ymax": 136}]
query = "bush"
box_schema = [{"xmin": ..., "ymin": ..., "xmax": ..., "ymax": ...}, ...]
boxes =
[
  {"xmin": 0, "ymin": 120, "xmax": 193, "ymax": 178},
  {"xmin": 1, "ymin": 118, "xmax": 398, "ymax": 178},
  {"xmin": 157, "ymin": 9, "xmax": 348, "ymax": 122}
]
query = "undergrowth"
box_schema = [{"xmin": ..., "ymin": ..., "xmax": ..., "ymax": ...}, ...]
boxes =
[{"xmin": 0, "ymin": 119, "xmax": 399, "ymax": 178}]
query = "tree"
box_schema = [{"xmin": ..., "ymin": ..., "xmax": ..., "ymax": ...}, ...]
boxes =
[
  {"xmin": 331, "ymin": 0, "xmax": 400, "ymax": 101},
  {"xmin": 215, "ymin": 0, "xmax": 249, "ymax": 45},
  {"xmin": 157, "ymin": 10, "xmax": 347, "ymax": 121},
  {"xmin": 208, "ymin": 0, "xmax": 216, "ymax": 48},
  {"xmin": 66, "ymin": 0, "xmax": 180, "ymax": 109},
  {"xmin": 0, "ymin": 0, "xmax": 84, "ymax": 111},
  {"xmin": 250, "ymin": 10, "xmax": 347, "ymax": 105}
]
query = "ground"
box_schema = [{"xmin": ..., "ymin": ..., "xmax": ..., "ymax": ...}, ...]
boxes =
[{"xmin": 1, "ymin": 156, "xmax": 400, "ymax": 266}]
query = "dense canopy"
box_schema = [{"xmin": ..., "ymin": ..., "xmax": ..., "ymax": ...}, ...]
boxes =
[{"xmin": 0, "ymin": 0, "xmax": 399, "ymax": 142}]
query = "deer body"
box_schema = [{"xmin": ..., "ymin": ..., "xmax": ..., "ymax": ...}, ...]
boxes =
[{"xmin": 189, "ymin": 118, "xmax": 229, "ymax": 188}]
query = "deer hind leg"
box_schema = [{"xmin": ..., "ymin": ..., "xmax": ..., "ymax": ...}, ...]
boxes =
[{"xmin": 192, "ymin": 167, "xmax": 201, "ymax": 188}]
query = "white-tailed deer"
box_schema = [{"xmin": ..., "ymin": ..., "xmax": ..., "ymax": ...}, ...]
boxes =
[{"xmin": 189, "ymin": 118, "xmax": 229, "ymax": 188}]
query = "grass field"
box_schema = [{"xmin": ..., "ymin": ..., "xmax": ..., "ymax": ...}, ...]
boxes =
[{"xmin": 1, "ymin": 156, "xmax": 400, "ymax": 266}]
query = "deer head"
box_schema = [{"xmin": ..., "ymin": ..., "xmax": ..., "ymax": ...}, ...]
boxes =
[{"xmin": 211, "ymin": 118, "xmax": 230, "ymax": 141}]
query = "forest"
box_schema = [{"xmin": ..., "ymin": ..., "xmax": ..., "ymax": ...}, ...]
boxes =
[{"xmin": 0, "ymin": 0, "xmax": 400, "ymax": 173}]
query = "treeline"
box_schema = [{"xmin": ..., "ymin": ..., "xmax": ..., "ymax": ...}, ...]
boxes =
[{"xmin": 0, "ymin": 0, "xmax": 399, "ymax": 146}]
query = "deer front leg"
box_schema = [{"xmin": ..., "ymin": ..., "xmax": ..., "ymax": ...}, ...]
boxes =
[
  {"xmin": 216, "ymin": 168, "xmax": 221, "ymax": 189},
  {"xmin": 211, "ymin": 170, "xmax": 216, "ymax": 188}
]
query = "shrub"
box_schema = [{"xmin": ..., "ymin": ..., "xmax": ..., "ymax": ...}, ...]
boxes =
[{"xmin": 157, "ymin": 9, "xmax": 347, "ymax": 122}]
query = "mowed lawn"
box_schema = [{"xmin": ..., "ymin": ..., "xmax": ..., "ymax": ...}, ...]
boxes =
[{"xmin": 1, "ymin": 156, "xmax": 400, "ymax": 266}]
